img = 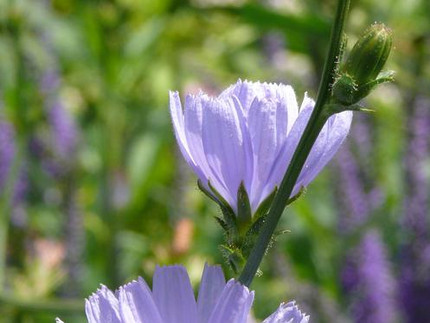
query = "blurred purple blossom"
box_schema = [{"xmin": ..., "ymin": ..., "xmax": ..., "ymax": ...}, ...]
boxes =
[
  {"xmin": 335, "ymin": 116, "xmax": 397, "ymax": 322},
  {"xmin": 47, "ymin": 100, "xmax": 78, "ymax": 160},
  {"xmin": 0, "ymin": 120, "xmax": 15, "ymax": 192},
  {"xmin": 336, "ymin": 145, "xmax": 370, "ymax": 233},
  {"xmin": 403, "ymin": 96, "xmax": 430, "ymax": 237},
  {"xmin": 0, "ymin": 119, "xmax": 27, "ymax": 225},
  {"xmin": 352, "ymin": 230, "xmax": 397, "ymax": 323},
  {"xmin": 57, "ymin": 264, "xmax": 309, "ymax": 323},
  {"xmin": 400, "ymin": 96, "xmax": 430, "ymax": 322},
  {"xmin": 38, "ymin": 33, "xmax": 78, "ymax": 166},
  {"xmin": 170, "ymin": 79, "xmax": 352, "ymax": 214}
]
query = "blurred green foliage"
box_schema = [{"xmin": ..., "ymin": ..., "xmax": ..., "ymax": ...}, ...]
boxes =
[{"xmin": 0, "ymin": 0, "xmax": 429, "ymax": 322}]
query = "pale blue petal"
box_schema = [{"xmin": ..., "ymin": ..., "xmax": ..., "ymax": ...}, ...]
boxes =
[
  {"xmin": 171, "ymin": 91, "xmax": 233, "ymax": 201},
  {"xmin": 263, "ymin": 93, "xmax": 351, "ymax": 199},
  {"xmin": 197, "ymin": 264, "xmax": 226, "ymax": 323},
  {"xmin": 85, "ymin": 285, "xmax": 121, "ymax": 323},
  {"xmin": 278, "ymin": 86, "xmax": 299, "ymax": 136},
  {"xmin": 202, "ymin": 97, "xmax": 246, "ymax": 211},
  {"xmin": 247, "ymin": 98, "xmax": 278, "ymax": 211},
  {"xmin": 169, "ymin": 91, "xmax": 195, "ymax": 168},
  {"xmin": 118, "ymin": 277, "xmax": 163, "ymax": 323},
  {"xmin": 184, "ymin": 93, "xmax": 209, "ymax": 180},
  {"xmin": 231, "ymin": 96, "xmax": 254, "ymax": 193},
  {"xmin": 252, "ymin": 82, "xmax": 299, "ymax": 144},
  {"xmin": 219, "ymin": 79, "xmax": 259, "ymax": 113},
  {"xmin": 263, "ymin": 96, "xmax": 313, "ymax": 199},
  {"xmin": 153, "ymin": 265, "xmax": 198, "ymax": 323},
  {"xmin": 208, "ymin": 279, "xmax": 254, "ymax": 323},
  {"xmin": 262, "ymin": 301, "xmax": 310, "ymax": 323},
  {"xmin": 184, "ymin": 94, "xmax": 230, "ymax": 198},
  {"xmin": 295, "ymin": 98, "xmax": 352, "ymax": 190}
]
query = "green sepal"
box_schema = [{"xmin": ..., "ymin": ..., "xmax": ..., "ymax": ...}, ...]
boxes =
[
  {"xmin": 274, "ymin": 229, "xmax": 291, "ymax": 237},
  {"xmin": 332, "ymin": 69, "xmax": 394, "ymax": 106},
  {"xmin": 286, "ymin": 186, "xmax": 306, "ymax": 205},
  {"xmin": 332, "ymin": 73, "xmax": 358, "ymax": 106},
  {"xmin": 354, "ymin": 70, "xmax": 395, "ymax": 100},
  {"xmin": 253, "ymin": 187, "xmax": 277, "ymax": 221},
  {"xmin": 339, "ymin": 32, "xmax": 348, "ymax": 62},
  {"xmin": 334, "ymin": 32, "xmax": 348, "ymax": 77},
  {"xmin": 325, "ymin": 103, "xmax": 374, "ymax": 115},
  {"xmin": 242, "ymin": 214, "xmax": 267, "ymax": 257},
  {"xmin": 220, "ymin": 245, "xmax": 246, "ymax": 274},
  {"xmin": 347, "ymin": 104, "xmax": 375, "ymax": 113},
  {"xmin": 376, "ymin": 70, "xmax": 395, "ymax": 81},
  {"xmin": 207, "ymin": 180, "xmax": 235, "ymax": 216},
  {"xmin": 214, "ymin": 216, "xmax": 229, "ymax": 232},
  {"xmin": 198, "ymin": 179, "xmax": 239, "ymax": 244},
  {"xmin": 197, "ymin": 179, "xmax": 222, "ymax": 206},
  {"xmin": 237, "ymin": 182, "xmax": 252, "ymax": 234}
]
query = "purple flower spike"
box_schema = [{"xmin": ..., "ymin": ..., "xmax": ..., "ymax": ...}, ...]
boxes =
[
  {"xmin": 170, "ymin": 79, "xmax": 352, "ymax": 214},
  {"xmin": 0, "ymin": 120, "xmax": 15, "ymax": 191},
  {"xmin": 47, "ymin": 100, "xmax": 78, "ymax": 160},
  {"xmin": 353, "ymin": 230, "xmax": 396, "ymax": 323},
  {"xmin": 57, "ymin": 264, "xmax": 309, "ymax": 323}
]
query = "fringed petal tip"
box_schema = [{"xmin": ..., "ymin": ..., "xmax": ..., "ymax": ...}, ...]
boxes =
[
  {"xmin": 117, "ymin": 277, "xmax": 144, "ymax": 291},
  {"xmin": 263, "ymin": 300, "xmax": 310, "ymax": 323},
  {"xmin": 225, "ymin": 278, "xmax": 255, "ymax": 298},
  {"xmin": 87, "ymin": 284, "xmax": 111, "ymax": 299}
]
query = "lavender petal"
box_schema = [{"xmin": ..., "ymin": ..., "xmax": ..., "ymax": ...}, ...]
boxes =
[
  {"xmin": 152, "ymin": 265, "xmax": 198, "ymax": 323},
  {"xmin": 118, "ymin": 277, "xmax": 163, "ymax": 323},
  {"xmin": 262, "ymin": 301, "xmax": 310, "ymax": 323},
  {"xmin": 85, "ymin": 285, "xmax": 121, "ymax": 323},
  {"xmin": 202, "ymin": 97, "xmax": 246, "ymax": 211},
  {"xmin": 207, "ymin": 279, "xmax": 254, "ymax": 323},
  {"xmin": 197, "ymin": 264, "xmax": 226, "ymax": 323}
]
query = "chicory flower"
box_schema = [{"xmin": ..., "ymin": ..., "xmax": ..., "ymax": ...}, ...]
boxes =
[
  {"xmin": 57, "ymin": 264, "xmax": 309, "ymax": 323},
  {"xmin": 170, "ymin": 79, "xmax": 352, "ymax": 215}
]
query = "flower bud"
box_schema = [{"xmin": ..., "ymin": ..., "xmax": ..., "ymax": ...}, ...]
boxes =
[
  {"xmin": 343, "ymin": 23, "xmax": 392, "ymax": 85},
  {"xmin": 332, "ymin": 23, "xmax": 394, "ymax": 106}
]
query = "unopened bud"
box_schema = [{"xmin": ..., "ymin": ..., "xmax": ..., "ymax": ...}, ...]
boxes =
[
  {"xmin": 332, "ymin": 23, "xmax": 394, "ymax": 106},
  {"xmin": 344, "ymin": 23, "xmax": 392, "ymax": 85}
]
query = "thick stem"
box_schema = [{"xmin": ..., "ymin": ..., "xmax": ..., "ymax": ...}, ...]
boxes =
[{"xmin": 238, "ymin": 0, "xmax": 350, "ymax": 287}]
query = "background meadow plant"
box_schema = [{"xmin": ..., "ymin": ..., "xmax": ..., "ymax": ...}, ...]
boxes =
[{"xmin": 0, "ymin": 0, "xmax": 428, "ymax": 322}]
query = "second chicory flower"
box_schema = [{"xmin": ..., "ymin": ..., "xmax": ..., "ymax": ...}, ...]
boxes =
[
  {"xmin": 68, "ymin": 264, "xmax": 309, "ymax": 323},
  {"xmin": 170, "ymin": 79, "xmax": 352, "ymax": 216}
]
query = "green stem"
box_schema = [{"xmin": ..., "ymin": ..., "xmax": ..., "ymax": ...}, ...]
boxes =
[
  {"xmin": 0, "ymin": 137, "xmax": 24, "ymax": 290},
  {"xmin": 0, "ymin": 292, "xmax": 83, "ymax": 315},
  {"xmin": 238, "ymin": 0, "xmax": 350, "ymax": 287}
]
